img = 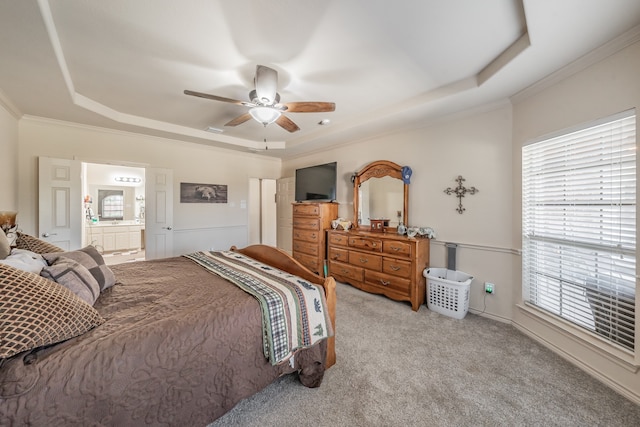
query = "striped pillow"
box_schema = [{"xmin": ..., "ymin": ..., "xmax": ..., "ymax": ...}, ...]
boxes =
[
  {"xmin": 43, "ymin": 246, "xmax": 116, "ymax": 291},
  {"xmin": 40, "ymin": 257, "xmax": 101, "ymax": 305}
]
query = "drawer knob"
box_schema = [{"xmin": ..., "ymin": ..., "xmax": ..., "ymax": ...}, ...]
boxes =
[
  {"xmin": 390, "ymin": 266, "xmax": 401, "ymax": 271},
  {"xmin": 380, "ymin": 279, "xmax": 390, "ymax": 286},
  {"xmin": 391, "ymin": 246, "xmax": 401, "ymax": 252},
  {"xmin": 359, "ymin": 258, "xmax": 368, "ymax": 263}
]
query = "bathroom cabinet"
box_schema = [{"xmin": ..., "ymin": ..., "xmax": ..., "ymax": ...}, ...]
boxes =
[{"xmin": 85, "ymin": 223, "xmax": 144, "ymax": 252}]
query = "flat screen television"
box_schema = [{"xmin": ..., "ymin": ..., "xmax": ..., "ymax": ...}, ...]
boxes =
[{"xmin": 295, "ymin": 162, "xmax": 337, "ymax": 202}]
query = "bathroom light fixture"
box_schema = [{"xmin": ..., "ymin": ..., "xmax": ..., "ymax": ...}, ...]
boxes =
[
  {"xmin": 115, "ymin": 176, "xmax": 141, "ymax": 183},
  {"xmin": 249, "ymin": 106, "xmax": 281, "ymax": 126}
]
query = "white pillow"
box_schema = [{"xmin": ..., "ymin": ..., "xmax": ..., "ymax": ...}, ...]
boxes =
[
  {"xmin": 0, "ymin": 248, "xmax": 48, "ymax": 274},
  {"xmin": 0, "ymin": 227, "xmax": 10, "ymax": 260}
]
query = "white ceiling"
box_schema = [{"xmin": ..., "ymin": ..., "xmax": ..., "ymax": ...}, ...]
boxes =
[{"xmin": 1, "ymin": 0, "xmax": 640, "ymax": 158}]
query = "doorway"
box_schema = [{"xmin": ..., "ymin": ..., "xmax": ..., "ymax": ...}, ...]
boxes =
[
  {"xmin": 248, "ymin": 178, "xmax": 277, "ymax": 246},
  {"xmin": 39, "ymin": 157, "xmax": 174, "ymax": 261},
  {"xmin": 83, "ymin": 163, "xmax": 146, "ymax": 263}
]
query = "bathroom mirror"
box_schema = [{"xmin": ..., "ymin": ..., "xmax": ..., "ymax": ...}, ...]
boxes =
[
  {"xmin": 353, "ymin": 160, "xmax": 409, "ymax": 228},
  {"xmin": 98, "ymin": 189, "xmax": 124, "ymax": 220},
  {"xmin": 90, "ymin": 185, "xmax": 140, "ymax": 222}
]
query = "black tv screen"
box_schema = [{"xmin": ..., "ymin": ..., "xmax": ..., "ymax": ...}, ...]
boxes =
[{"xmin": 295, "ymin": 162, "xmax": 337, "ymax": 202}]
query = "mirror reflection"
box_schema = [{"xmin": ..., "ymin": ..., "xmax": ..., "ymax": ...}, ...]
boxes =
[
  {"xmin": 98, "ymin": 189, "xmax": 125, "ymax": 220},
  {"xmin": 353, "ymin": 160, "xmax": 409, "ymax": 230},
  {"xmin": 89, "ymin": 186, "xmax": 142, "ymax": 222},
  {"xmin": 358, "ymin": 176, "xmax": 405, "ymax": 227}
]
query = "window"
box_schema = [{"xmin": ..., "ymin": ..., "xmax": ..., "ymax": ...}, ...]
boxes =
[
  {"xmin": 98, "ymin": 190, "xmax": 124, "ymax": 220},
  {"xmin": 522, "ymin": 111, "xmax": 636, "ymax": 352}
]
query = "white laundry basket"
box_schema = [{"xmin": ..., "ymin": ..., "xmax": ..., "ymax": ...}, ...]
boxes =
[{"xmin": 423, "ymin": 268, "xmax": 474, "ymax": 319}]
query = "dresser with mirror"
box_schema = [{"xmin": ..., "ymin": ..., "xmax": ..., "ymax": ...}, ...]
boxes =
[{"xmin": 327, "ymin": 160, "xmax": 429, "ymax": 311}]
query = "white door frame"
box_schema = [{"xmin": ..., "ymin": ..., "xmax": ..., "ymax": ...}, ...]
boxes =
[{"xmin": 248, "ymin": 177, "xmax": 277, "ymax": 246}]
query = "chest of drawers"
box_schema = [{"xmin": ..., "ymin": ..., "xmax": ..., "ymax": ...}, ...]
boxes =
[
  {"xmin": 327, "ymin": 229, "xmax": 429, "ymax": 311},
  {"xmin": 292, "ymin": 202, "xmax": 338, "ymax": 276}
]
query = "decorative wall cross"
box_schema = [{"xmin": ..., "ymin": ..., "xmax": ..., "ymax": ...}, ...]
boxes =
[{"xmin": 444, "ymin": 175, "xmax": 479, "ymax": 214}]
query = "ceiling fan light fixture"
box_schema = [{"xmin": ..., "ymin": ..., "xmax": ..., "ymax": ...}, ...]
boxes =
[{"xmin": 249, "ymin": 106, "xmax": 281, "ymax": 126}]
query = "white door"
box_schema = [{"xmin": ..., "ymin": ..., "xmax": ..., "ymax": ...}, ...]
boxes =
[
  {"xmin": 248, "ymin": 178, "xmax": 261, "ymax": 245},
  {"xmin": 276, "ymin": 177, "xmax": 295, "ymax": 252},
  {"xmin": 38, "ymin": 156, "xmax": 82, "ymax": 250},
  {"xmin": 145, "ymin": 168, "xmax": 174, "ymax": 259},
  {"xmin": 261, "ymin": 179, "xmax": 277, "ymax": 246}
]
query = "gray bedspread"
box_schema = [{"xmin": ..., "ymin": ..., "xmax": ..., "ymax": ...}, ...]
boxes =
[{"xmin": 0, "ymin": 256, "xmax": 326, "ymax": 426}]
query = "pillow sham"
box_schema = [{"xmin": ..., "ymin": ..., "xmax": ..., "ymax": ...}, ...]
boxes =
[
  {"xmin": 40, "ymin": 257, "xmax": 101, "ymax": 305},
  {"xmin": 0, "ymin": 228, "xmax": 10, "ymax": 260},
  {"xmin": 0, "ymin": 249, "xmax": 47, "ymax": 274},
  {"xmin": 15, "ymin": 232, "xmax": 64, "ymax": 254},
  {"xmin": 42, "ymin": 246, "xmax": 116, "ymax": 291},
  {"xmin": 0, "ymin": 264, "xmax": 105, "ymax": 360}
]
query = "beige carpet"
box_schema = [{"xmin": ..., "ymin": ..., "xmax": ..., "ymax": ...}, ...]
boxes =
[{"xmin": 210, "ymin": 282, "xmax": 640, "ymax": 426}]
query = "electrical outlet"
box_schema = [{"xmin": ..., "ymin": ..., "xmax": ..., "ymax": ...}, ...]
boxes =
[{"xmin": 484, "ymin": 282, "xmax": 495, "ymax": 294}]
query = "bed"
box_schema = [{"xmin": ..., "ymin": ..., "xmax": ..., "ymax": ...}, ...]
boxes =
[{"xmin": 0, "ymin": 234, "xmax": 336, "ymax": 426}]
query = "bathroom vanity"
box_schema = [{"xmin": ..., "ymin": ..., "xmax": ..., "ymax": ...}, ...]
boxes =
[{"xmin": 84, "ymin": 221, "xmax": 144, "ymax": 252}]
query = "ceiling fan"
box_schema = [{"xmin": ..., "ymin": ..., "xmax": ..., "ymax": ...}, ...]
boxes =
[{"xmin": 184, "ymin": 65, "xmax": 335, "ymax": 133}]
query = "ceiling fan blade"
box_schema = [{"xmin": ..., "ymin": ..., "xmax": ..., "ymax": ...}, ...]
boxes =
[
  {"xmin": 283, "ymin": 102, "xmax": 336, "ymax": 113},
  {"xmin": 225, "ymin": 113, "xmax": 252, "ymax": 127},
  {"xmin": 275, "ymin": 115, "xmax": 300, "ymax": 133},
  {"xmin": 184, "ymin": 90, "xmax": 247, "ymax": 106},
  {"xmin": 255, "ymin": 65, "xmax": 278, "ymax": 105}
]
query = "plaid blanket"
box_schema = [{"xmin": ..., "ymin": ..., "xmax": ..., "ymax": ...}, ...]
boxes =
[{"xmin": 183, "ymin": 250, "xmax": 333, "ymax": 365}]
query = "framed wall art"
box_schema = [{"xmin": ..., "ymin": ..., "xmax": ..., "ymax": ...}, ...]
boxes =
[{"xmin": 180, "ymin": 182, "xmax": 228, "ymax": 203}]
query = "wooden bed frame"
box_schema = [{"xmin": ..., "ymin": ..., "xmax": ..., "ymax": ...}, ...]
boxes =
[{"xmin": 231, "ymin": 244, "xmax": 337, "ymax": 368}]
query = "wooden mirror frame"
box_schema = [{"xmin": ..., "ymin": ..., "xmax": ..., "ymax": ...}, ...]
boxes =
[{"xmin": 353, "ymin": 160, "xmax": 409, "ymax": 229}]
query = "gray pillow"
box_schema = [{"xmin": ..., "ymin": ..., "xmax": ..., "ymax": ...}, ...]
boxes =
[
  {"xmin": 0, "ymin": 228, "xmax": 10, "ymax": 260},
  {"xmin": 41, "ymin": 257, "xmax": 101, "ymax": 305},
  {"xmin": 42, "ymin": 246, "xmax": 116, "ymax": 291}
]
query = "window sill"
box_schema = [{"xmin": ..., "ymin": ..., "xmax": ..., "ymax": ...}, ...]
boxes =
[{"xmin": 516, "ymin": 303, "xmax": 638, "ymax": 373}]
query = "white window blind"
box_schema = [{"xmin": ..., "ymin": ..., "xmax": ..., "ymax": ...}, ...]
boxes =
[{"xmin": 522, "ymin": 111, "xmax": 636, "ymax": 352}]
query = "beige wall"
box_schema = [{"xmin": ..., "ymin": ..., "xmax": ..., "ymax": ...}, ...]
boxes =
[
  {"xmin": 511, "ymin": 40, "xmax": 640, "ymax": 402},
  {"xmin": 282, "ymin": 39, "xmax": 640, "ymax": 404},
  {"xmin": 284, "ymin": 104, "xmax": 515, "ymax": 322},
  {"xmin": 0, "ymin": 102, "xmax": 19, "ymax": 210},
  {"xmin": 17, "ymin": 118, "xmax": 281, "ymax": 254}
]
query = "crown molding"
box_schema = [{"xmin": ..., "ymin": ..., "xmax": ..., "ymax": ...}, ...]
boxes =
[
  {"xmin": 511, "ymin": 24, "xmax": 640, "ymax": 104},
  {"xmin": 20, "ymin": 115, "xmax": 271, "ymax": 156},
  {"xmin": 0, "ymin": 88, "xmax": 22, "ymax": 119}
]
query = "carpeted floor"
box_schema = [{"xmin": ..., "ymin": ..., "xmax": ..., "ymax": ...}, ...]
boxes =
[{"xmin": 209, "ymin": 282, "xmax": 640, "ymax": 426}]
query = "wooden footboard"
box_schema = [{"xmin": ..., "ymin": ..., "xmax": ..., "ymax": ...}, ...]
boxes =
[{"xmin": 231, "ymin": 244, "xmax": 336, "ymax": 368}]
